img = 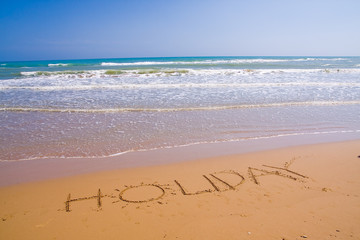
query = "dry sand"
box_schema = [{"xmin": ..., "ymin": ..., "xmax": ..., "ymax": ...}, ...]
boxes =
[{"xmin": 0, "ymin": 140, "xmax": 359, "ymax": 240}]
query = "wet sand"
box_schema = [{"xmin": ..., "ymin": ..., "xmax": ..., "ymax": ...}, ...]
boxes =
[{"xmin": 0, "ymin": 140, "xmax": 360, "ymax": 239}]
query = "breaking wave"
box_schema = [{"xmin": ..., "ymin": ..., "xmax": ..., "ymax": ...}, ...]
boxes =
[
  {"xmin": 17, "ymin": 68, "xmax": 360, "ymax": 79},
  {"xmin": 48, "ymin": 63, "xmax": 69, "ymax": 67},
  {"xmin": 100, "ymin": 58, "xmax": 348, "ymax": 66}
]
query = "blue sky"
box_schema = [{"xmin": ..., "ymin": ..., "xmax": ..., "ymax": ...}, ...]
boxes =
[{"xmin": 1, "ymin": 0, "xmax": 360, "ymax": 61}]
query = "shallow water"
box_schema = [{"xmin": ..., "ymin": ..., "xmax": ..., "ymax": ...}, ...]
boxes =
[{"xmin": 1, "ymin": 57, "xmax": 359, "ymax": 161}]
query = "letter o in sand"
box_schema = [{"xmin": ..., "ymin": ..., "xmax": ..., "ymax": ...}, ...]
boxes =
[{"xmin": 119, "ymin": 184, "xmax": 165, "ymax": 203}]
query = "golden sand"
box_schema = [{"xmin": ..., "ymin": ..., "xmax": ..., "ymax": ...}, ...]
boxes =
[{"xmin": 1, "ymin": 140, "xmax": 359, "ymax": 239}]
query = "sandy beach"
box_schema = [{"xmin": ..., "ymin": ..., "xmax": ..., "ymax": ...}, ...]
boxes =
[
  {"xmin": 2, "ymin": 0, "xmax": 360, "ymax": 239},
  {"xmin": 1, "ymin": 140, "xmax": 359, "ymax": 240}
]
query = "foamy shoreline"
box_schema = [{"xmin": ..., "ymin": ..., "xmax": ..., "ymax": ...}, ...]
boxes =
[{"xmin": 2, "ymin": 56, "xmax": 359, "ymax": 162}]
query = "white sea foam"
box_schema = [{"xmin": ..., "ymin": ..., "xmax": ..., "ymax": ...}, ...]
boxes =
[
  {"xmin": 17, "ymin": 68, "xmax": 360, "ymax": 80},
  {"xmin": 48, "ymin": 63, "xmax": 69, "ymax": 67},
  {"xmin": 186, "ymin": 59, "xmax": 289, "ymax": 64},
  {"xmin": 100, "ymin": 58, "xmax": 347, "ymax": 66},
  {"xmin": 100, "ymin": 61, "xmax": 174, "ymax": 66},
  {"xmin": 19, "ymin": 70, "xmax": 104, "ymax": 77},
  {"xmin": 294, "ymin": 58, "xmax": 346, "ymax": 61},
  {"xmin": 101, "ymin": 59, "xmax": 288, "ymax": 66},
  {"xmin": 20, "ymin": 71, "xmax": 39, "ymax": 76}
]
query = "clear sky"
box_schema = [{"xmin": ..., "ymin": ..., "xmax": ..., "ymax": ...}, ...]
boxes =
[{"xmin": 1, "ymin": 0, "xmax": 360, "ymax": 61}]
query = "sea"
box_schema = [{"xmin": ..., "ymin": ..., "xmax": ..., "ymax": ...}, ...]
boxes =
[{"xmin": 0, "ymin": 56, "xmax": 359, "ymax": 161}]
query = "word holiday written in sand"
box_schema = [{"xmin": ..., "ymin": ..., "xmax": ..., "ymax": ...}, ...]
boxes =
[{"xmin": 65, "ymin": 161, "xmax": 308, "ymax": 212}]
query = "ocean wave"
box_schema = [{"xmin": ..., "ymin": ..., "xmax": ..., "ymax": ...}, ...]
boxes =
[
  {"xmin": 101, "ymin": 61, "xmax": 175, "ymax": 66},
  {"xmin": 99, "ymin": 58, "xmax": 348, "ymax": 66},
  {"xmin": 18, "ymin": 68, "xmax": 360, "ymax": 79},
  {"xmin": 19, "ymin": 69, "xmax": 190, "ymax": 77},
  {"xmin": 19, "ymin": 71, "xmax": 38, "ymax": 76},
  {"xmin": 20, "ymin": 70, "xmax": 87, "ymax": 76},
  {"xmin": 294, "ymin": 57, "xmax": 346, "ymax": 61},
  {"xmin": 48, "ymin": 63, "xmax": 69, "ymax": 67},
  {"xmin": 1, "ymin": 101, "xmax": 360, "ymax": 113},
  {"xmin": 1, "ymin": 82, "xmax": 360, "ymax": 91},
  {"xmin": 100, "ymin": 59, "xmax": 288, "ymax": 66}
]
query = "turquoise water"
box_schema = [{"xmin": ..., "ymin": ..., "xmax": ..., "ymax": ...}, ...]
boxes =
[
  {"xmin": 1, "ymin": 56, "xmax": 360, "ymax": 80},
  {"xmin": 0, "ymin": 56, "xmax": 359, "ymax": 160}
]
